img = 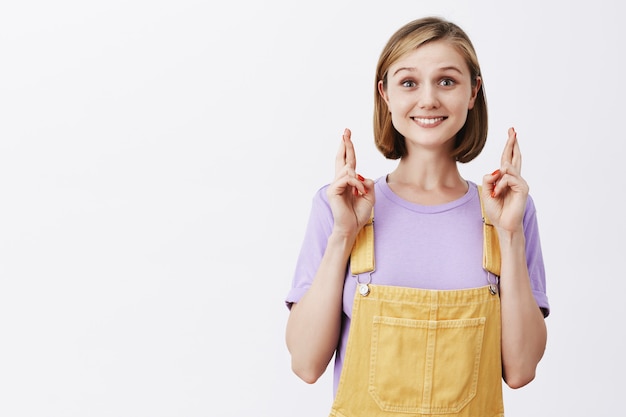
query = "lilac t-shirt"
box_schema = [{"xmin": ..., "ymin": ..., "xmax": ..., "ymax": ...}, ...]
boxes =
[{"xmin": 286, "ymin": 177, "xmax": 549, "ymax": 395}]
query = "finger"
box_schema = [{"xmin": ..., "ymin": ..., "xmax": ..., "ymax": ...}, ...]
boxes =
[
  {"xmin": 492, "ymin": 162, "xmax": 520, "ymax": 198},
  {"xmin": 343, "ymin": 128, "xmax": 357, "ymax": 172},
  {"xmin": 360, "ymin": 177, "xmax": 376, "ymax": 204},
  {"xmin": 353, "ymin": 173, "xmax": 369, "ymax": 196},
  {"xmin": 500, "ymin": 127, "xmax": 516, "ymax": 166},
  {"xmin": 511, "ymin": 130, "xmax": 522, "ymax": 172},
  {"xmin": 334, "ymin": 132, "xmax": 347, "ymax": 176},
  {"xmin": 483, "ymin": 170, "xmax": 500, "ymax": 198},
  {"xmin": 331, "ymin": 165, "xmax": 365, "ymax": 197},
  {"xmin": 343, "ymin": 172, "xmax": 367, "ymax": 196},
  {"xmin": 494, "ymin": 172, "xmax": 528, "ymax": 196}
]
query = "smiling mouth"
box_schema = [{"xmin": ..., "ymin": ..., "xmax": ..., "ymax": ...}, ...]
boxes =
[{"xmin": 412, "ymin": 116, "xmax": 447, "ymax": 126}]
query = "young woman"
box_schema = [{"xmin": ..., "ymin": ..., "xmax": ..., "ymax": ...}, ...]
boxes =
[{"xmin": 285, "ymin": 16, "xmax": 549, "ymax": 417}]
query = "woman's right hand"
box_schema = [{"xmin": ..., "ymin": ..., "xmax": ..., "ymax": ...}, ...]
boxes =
[
  {"xmin": 287, "ymin": 128, "xmax": 374, "ymax": 383},
  {"xmin": 327, "ymin": 128, "xmax": 375, "ymax": 238}
]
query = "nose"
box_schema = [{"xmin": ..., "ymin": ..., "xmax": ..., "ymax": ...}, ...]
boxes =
[{"xmin": 417, "ymin": 85, "xmax": 439, "ymax": 109}]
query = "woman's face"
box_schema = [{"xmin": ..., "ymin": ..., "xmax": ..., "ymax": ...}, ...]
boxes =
[{"xmin": 378, "ymin": 40, "xmax": 480, "ymax": 156}]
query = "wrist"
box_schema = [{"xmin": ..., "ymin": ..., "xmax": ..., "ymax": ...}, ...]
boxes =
[
  {"xmin": 496, "ymin": 227, "xmax": 525, "ymax": 250},
  {"xmin": 328, "ymin": 230, "xmax": 357, "ymax": 252}
]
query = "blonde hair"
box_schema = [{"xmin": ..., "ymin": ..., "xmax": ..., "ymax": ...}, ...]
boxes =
[{"xmin": 374, "ymin": 17, "xmax": 488, "ymax": 162}]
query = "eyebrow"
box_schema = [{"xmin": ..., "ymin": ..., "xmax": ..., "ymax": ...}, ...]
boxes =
[{"xmin": 392, "ymin": 66, "xmax": 464, "ymax": 77}]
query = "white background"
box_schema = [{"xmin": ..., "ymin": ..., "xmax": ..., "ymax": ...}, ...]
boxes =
[{"xmin": 1, "ymin": 0, "xmax": 624, "ymax": 416}]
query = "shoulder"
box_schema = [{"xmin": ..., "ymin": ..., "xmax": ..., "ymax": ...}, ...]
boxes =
[
  {"xmin": 303, "ymin": 184, "xmax": 335, "ymax": 230},
  {"xmin": 524, "ymin": 193, "xmax": 539, "ymax": 223},
  {"xmin": 526, "ymin": 193, "xmax": 538, "ymax": 211},
  {"xmin": 310, "ymin": 183, "xmax": 331, "ymax": 210}
]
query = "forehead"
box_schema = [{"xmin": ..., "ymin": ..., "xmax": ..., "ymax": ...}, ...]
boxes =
[{"xmin": 388, "ymin": 40, "xmax": 469, "ymax": 76}]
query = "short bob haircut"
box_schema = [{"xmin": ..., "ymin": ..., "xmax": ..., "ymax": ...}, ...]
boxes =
[{"xmin": 374, "ymin": 17, "xmax": 488, "ymax": 163}]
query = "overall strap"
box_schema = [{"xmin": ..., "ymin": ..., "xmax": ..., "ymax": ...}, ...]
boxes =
[
  {"xmin": 478, "ymin": 186, "xmax": 501, "ymax": 277},
  {"xmin": 349, "ymin": 188, "xmax": 501, "ymax": 277},
  {"xmin": 349, "ymin": 209, "xmax": 375, "ymax": 275}
]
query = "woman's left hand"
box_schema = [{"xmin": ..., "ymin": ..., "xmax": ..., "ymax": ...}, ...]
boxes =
[{"xmin": 481, "ymin": 127, "xmax": 529, "ymax": 233}]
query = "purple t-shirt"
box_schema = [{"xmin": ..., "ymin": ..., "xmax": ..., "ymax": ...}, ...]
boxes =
[{"xmin": 286, "ymin": 177, "xmax": 549, "ymax": 395}]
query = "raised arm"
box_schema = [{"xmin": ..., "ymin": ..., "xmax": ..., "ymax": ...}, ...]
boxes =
[
  {"xmin": 285, "ymin": 129, "xmax": 375, "ymax": 384},
  {"xmin": 481, "ymin": 127, "xmax": 547, "ymax": 389}
]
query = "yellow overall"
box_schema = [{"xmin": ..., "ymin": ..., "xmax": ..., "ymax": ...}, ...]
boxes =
[{"xmin": 330, "ymin": 188, "xmax": 504, "ymax": 417}]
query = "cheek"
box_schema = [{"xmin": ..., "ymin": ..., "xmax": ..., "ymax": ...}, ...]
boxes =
[
  {"xmin": 387, "ymin": 94, "xmax": 412, "ymax": 114},
  {"xmin": 453, "ymin": 95, "xmax": 473, "ymax": 113},
  {"xmin": 390, "ymin": 112, "xmax": 403, "ymax": 128}
]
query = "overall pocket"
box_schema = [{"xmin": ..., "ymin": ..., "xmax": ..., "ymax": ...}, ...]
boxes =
[{"xmin": 369, "ymin": 316, "xmax": 486, "ymax": 414}]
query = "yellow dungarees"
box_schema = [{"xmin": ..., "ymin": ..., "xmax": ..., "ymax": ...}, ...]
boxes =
[{"xmin": 329, "ymin": 188, "xmax": 504, "ymax": 417}]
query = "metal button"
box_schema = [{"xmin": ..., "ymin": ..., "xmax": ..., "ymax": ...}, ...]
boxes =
[{"xmin": 359, "ymin": 284, "xmax": 370, "ymax": 297}]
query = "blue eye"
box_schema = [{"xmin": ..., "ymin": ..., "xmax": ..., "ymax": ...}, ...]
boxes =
[
  {"xmin": 440, "ymin": 78, "xmax": 455, "ymax": 87},
  {"xmin": 402, "ymin": 80, "xmax": 416, "ymax": 88}
]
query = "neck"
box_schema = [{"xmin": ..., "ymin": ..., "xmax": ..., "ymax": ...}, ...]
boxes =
[{"xmin": 387, "ymin": 154, "xmax": 468, "ymax": 205}]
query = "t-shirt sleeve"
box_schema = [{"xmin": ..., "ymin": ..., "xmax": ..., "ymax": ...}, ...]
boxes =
[
  {"xmin": 285, "ymin": 186, "xmax": 334, "ymax": 309},
  {"xmin": 523, "ymin": 194, "xmax": 550, "ymax": 317}
]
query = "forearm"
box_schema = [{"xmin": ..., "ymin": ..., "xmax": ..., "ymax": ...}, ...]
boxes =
[
  {"xmin": 498, "ymin": 229, "xmax": 547, "ymax": 389},
  {"xmin": 285, "ymin": 232, "xmax": 354, "ymax": 384}
]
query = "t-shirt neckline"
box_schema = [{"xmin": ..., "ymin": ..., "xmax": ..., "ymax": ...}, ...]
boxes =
[{"xmin": 376, "ymin": 175, "xmax": 477, "ymax": 214}]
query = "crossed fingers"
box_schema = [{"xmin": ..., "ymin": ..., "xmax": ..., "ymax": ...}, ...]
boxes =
[
  {"xmin": 490, "ymin": 127, "xmax": 525, "ymax": 198},
  {"xmin": 335, "ymin": 128, "xmax": 367, "ymax": 196}
]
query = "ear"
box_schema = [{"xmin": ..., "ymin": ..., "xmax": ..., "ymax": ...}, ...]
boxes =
[
  {"xmin": 378, "ymin": 79, "xmax": 390, "ymax": 106},
  {"xmin": 468, "ymin": 76, "xmax": 482, "ymax": 110}
]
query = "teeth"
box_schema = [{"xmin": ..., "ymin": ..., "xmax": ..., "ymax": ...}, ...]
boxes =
[{"xmin": 414, "ymin": 117, "xmax": 443, "ymax": 125}]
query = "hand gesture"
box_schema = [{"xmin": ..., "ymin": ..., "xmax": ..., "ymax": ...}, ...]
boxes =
[
  {"xmin": 327, "ymin": 128, "xmax": 375, "ymax": 237},
  {"xmin": 481, "ymin": 127, "xmax": 529, "ymax": 233}
]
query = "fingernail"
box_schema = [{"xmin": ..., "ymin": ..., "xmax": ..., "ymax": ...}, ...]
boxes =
[
  {"xmin": 357, "ymin": 174, "xmax": 365, "ymax": 181},
  {"xmin": 491, "ymin": 169, "xmax": 500, "ymax": 176}
]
